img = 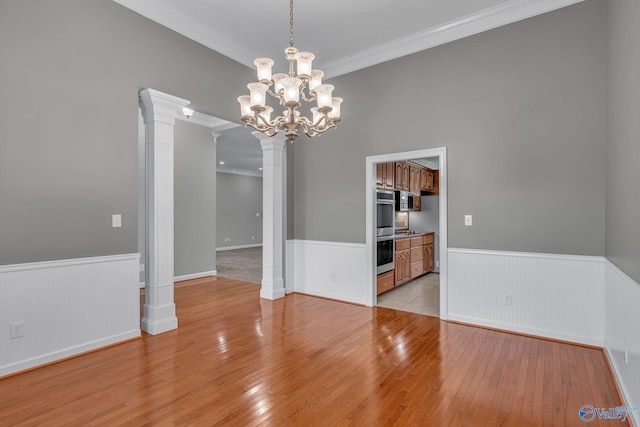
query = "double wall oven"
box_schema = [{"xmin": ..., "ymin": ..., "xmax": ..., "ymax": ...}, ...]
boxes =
[{"xmin": 376, "ymin": 189, "xmax": 395, "ymax": 274}]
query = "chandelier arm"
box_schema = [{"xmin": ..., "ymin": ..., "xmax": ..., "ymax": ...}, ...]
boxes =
[
  {"xmin": 300, "ymin": 92, "xmax": 316, "ymax": 102},
  {"xmin": 246, "ymin": 122, "xmax": 271, "ymax": 133},
  {"xmin": 301, "ymin": 115, "xmax": 330, "ymax": 130},
  {"xmin": 256, "ymin": 114, "xmax": 280, "ymax": 128},
  {"xmin": 309, "ymin": 122, "xmax": 336, "ymax": 135}
]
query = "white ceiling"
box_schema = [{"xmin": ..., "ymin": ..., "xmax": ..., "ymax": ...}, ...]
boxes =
[
  {"xmin": 127, "ymin": 0, "xmax": 584, "ymax": 174},
  {"xmin": 114, "ymin": 0, "xmax": 583, "ymax": 78}
]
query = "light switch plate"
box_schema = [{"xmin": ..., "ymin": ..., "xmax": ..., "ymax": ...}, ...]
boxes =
[
  {"xmin": 112, "ymin": 214, "xmax": 122, "ymax": 228},
  {"xmin": 465, "ymin": 215, "xmax": 472, "ymax": 226}
]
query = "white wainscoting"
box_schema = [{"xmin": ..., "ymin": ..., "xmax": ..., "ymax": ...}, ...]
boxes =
[
  {"xmin": 448, "ymin": 248, "xmax": 605, "ymax": 347},
  {"xmin": 0, "ymin": 254, "xmax": 141, "ymax": 377},
  {"xmin": 286, "ymin": 240, "xmax": 367, "ymax": 305},
  {"xmin": 604, "ymin": 260, "xmax": 640, "ymax": 425},
  {"xmin": 173, "ymin": 270, "xmax": 217, "ymax": 282}
]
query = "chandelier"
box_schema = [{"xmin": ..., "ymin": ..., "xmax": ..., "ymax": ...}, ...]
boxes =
[{"xmin": 237, "ymin": 0, "xmax": 342, "ymax": 142}]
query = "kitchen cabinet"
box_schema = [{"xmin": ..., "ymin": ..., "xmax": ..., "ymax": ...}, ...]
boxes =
[
  {"xmin": 376, "ymin": 270, "xmax": 395, "ymax": 295},
  {"xmin": 410, "ymin": 237, "xmax": 424, "ymax": 279},
  {"xmin": 394, "ymin": 162, "xmax": 410, "ymax": 191},
  {"xmin": 422, "ymin": 233, "xmax": 435, "ymax": 274},
  {"xmin": 376, "ymin": 162, "xmax": 395, "ymax": 189},
  {"xmin": 375, "ymin": 164, "xmax": 384, "ymax": 188},
  {"xmin": 433, "ymin": 170, "xmax": 439, "ymax": 194},
  {"xmin": 421, "ymin": 169, "xmax": 434, "ymax": 192},
  {"xmin": 402, "ymin": 163, "xmax": 410, "ymax": 191},
  {"xmin": 386, "ymin": 234, "xmax": 435, "ymax": 294},
  {"xmin": 394, "ymin": 163, "xmax": 403, "ymax": 190},
  {"xmin": 395, "ymin": 238, "xmax": 411, "ymax": 286},
  {"xmin": 409, "ymin": 165, "xmax": 422, "ymax": 212}
]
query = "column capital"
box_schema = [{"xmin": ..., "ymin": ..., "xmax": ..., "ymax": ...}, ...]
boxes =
[
  {"xmin": 139, "ymin": 88, "xmax": 189, "ymax": 126},
  {"xmin": 251, "ymin": 131, "xmax": 287, "ymax": 151}
]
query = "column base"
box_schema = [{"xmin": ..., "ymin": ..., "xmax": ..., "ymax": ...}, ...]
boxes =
[
  {"xmin": 260, "ymin": 278, "xmax": 286, "ymax": 300},
  {"xmin": 141, "ymin": 303, "xmax": 178, "ymax": 335}
]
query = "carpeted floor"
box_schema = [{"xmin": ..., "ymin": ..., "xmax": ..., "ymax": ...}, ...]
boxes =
[{"xmin": 216, "ymin": 246, "xmax": 262, "ymax": 284}]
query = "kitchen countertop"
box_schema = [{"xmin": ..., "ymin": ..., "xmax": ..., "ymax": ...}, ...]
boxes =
[{"xmin": 393, "ymin": 231, "xmax": 435, "ymax": 239}]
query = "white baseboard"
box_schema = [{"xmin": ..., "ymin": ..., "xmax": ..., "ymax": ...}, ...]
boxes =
[
  {"xmin": 216, "ymin": 243, "xmax": 262, "ymax": 252},
  {"xmin": 0, "ymin": 254, "xmax": 141, "ymax": 377},
  {"xmin": 173, "ymin": 270, "xmax": 217, "ymax": 282},
  {"xmin": 286, "ymin": 240, "xmax": 367, "ymax": 305},
  {"xmin": 604, "ymin": 260, "xmax": 640, "ymax": 425},
  {"xmin": 448, "ymin": 248, "xmax": 605, "ymax": 347},
  {"xmin": 448, "ymin": 314, "xmax": 603, "ymax": 347},
  {"xmin": 0, "ymin": 330, "xmax": 140, "ymax": 377}
]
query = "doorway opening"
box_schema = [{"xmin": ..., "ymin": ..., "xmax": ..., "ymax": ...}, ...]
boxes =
[{"xmin": 365, "ymin": 148, "xmax": 448, "ymax": 320}]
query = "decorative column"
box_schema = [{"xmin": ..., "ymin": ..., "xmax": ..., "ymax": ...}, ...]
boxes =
[
  {"xmin": 253, "ymin": 131, "xmax": 287, "ymax": 300},
  {"xmin": 139, "ymin": 88, "xmax": 189, "ymax": 335}
]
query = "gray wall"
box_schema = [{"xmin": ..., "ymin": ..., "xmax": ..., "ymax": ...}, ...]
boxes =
[
  {"xmin": 174, "ymin": 121, "xmax": 217, "ymax": 277},
  {"xmin": 605, "ymin": 0, "xmax": 640, "ymax": 283},
  {"xmin": 0, "ymin": 0, "xmax": 252, "ymax": 265},
  {"xmin": 292, "ymin": 0, "xmax": 606, "ymax": 256},
  {"xmin": 216, "ymin": 173, "xmax": 263, "ymax": 249}
]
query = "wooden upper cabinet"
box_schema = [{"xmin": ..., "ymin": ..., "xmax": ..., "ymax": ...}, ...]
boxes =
[
  {"xmin": 414, "ymin": 194, "xmax": 421, "ymax": 211},
  {"xmin": 409, "ymin": 167, "xmax": 417, "ymax": 193},
  {"xmin": 433, "ymin": 170, "xmax": 439, "ymax": 194},
  {"xmin": 383, "ymin": 162, "xmax": 394, "ymax": 189},
  {"xmin": 376, "ymin": 162, "xmax": 395, "ymax": 189},
  {"xmin": 394, "ymin": 162, "xmax": 410, "ymax": 191},
  {"xmin": 395, "ymin": 163, "xmax": 404, "ymax": 190},
  {"xmin": 402, "ymin": 163, "xmax": 410, "ymax": 191},
  {"xmin": 421, "ymin": 169, "xmax": 434, "ymax": 192},
  {"xmin": 409, "ymin": 165, "xmax": 421, "ymax": 211},
  {"xmin": 375, "ymin": 163, "xmax": 384, "ymax": 188}
]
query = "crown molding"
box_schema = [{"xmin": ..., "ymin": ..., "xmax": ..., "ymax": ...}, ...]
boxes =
[
  {"xmin": 112, "ymin": 0, "xmax": 256, "ymax": 68},
  {"xmin": 321, "ymin": 0, "xmax": 585, "ymax": 78},
  {"xmin": 114, "ymin": 0, "xmax": 585, "ymax": 79}
]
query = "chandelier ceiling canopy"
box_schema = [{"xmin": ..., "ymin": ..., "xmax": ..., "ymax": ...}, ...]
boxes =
[{"xmin": 238, "ymin": 0, "xmax": 342, "ymax": 142}]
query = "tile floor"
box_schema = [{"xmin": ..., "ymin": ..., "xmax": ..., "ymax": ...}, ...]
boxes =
[{"xmin": 377, "ymin": 273, "xmax": 440, "ymax": 317}]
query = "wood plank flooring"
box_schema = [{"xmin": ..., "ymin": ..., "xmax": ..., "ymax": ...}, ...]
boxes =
[{"xmin": 0, "ymin": 277, "xmax": 627, "ymax": 426}]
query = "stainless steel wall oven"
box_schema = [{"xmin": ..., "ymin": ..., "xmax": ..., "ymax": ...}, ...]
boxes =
[
  {"xmin": 376, "ymin": 189, "xmax": 395, "ymax": 274},
  {"xmin": 376, "ymin": 236, "xmax": 395, "ymax": 274}
]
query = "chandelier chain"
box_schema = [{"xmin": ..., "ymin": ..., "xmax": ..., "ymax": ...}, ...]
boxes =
[{"xmin": 289, "ymin": 0, "xmax": 294, "ymax": 47}]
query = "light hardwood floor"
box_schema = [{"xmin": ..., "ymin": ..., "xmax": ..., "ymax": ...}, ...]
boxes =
[{"xmin": 0, "ymin": 277, "xmax": 626, "ymax": 426}]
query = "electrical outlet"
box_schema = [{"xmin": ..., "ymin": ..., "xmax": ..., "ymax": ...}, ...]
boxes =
[
  {"xmin": 504, "ymin": 294, "xmax": 512, "ymax": 306},
  {"xmin": 465, "ymin": 215, "xmax": 473, "ymax": 226},
  {"xmin": 112, "ymin": 214, "xmax": 122, "ymax": 228},
  {"xmin": 10, "ymin": 321, "xmax": 24, "ymax": 339}
]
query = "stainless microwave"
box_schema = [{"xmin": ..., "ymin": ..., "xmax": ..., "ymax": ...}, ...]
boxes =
[{"xmin": 395, "ymin": 190, "xmax": 414, "ymax": 212}]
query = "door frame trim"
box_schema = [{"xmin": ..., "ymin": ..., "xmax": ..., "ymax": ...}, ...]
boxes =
[{"xmin": 365, "ymin": 147, "xmax": 448, "ymax": 319}]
